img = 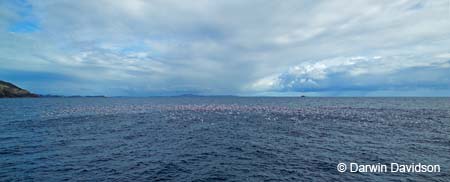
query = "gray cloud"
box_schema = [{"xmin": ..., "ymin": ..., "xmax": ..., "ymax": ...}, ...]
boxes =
[{"xmin": 1, "ymin": 0, "xmax": 449, "ymax": 96}]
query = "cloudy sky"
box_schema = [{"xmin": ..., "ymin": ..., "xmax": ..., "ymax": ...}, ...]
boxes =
[{"xmin": 1, "ymin": 0, "xmax": 449, "ymax": 96}]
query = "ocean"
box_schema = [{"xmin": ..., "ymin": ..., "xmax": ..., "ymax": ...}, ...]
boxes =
[{"xmin": 0, "ymin": 97, "xmax": 449, "ymax": 181}]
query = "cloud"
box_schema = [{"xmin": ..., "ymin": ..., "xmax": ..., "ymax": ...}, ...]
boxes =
[
  {"xmin": 0, "ymin": 0, "xmax": 449, "ymax": 96},
  {"xmin": 250, "ymin": 55, "xmax": 450, "ymax": 95}
]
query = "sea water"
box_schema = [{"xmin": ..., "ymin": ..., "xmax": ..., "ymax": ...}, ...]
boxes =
[{"xmin": 0, "ymin": 97, "xmax": 449, "ymax": 181}]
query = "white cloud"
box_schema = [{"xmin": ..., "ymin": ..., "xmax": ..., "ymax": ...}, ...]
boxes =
[{"xmin": 251, "ymin": 55, "xmax": 450, "ymax": 93}]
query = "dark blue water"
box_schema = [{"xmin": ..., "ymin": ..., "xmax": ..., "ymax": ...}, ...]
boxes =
[{"xmin": 1, "ymin": 97, "xmax": 449, "ymax": 181}]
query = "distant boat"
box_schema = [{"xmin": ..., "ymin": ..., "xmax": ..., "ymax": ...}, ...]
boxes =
[{"xmin": 300, "ymin": 95, "xmax": 306, "ymax": 98}]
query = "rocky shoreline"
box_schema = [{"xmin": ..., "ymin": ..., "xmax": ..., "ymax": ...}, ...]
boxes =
[{"xmin": 0, "ymin": 80, "xmax": 38, "ymax": 98}]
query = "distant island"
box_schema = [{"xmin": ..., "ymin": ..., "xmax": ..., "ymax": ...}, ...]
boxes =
[
  {"xmin": 39, "ymin": 95, "xmax": 107, "ymax": 98},
  {"xmin": 174, "ymin": 94, "xmax": 237, "ymax": 97},
  {"xmin": 1, "ymin": 80, "xmax": 109, "ymax": 98},
  {"xmin": 0, "ymin": 80, "xmax": 38, "ymax": 98}
]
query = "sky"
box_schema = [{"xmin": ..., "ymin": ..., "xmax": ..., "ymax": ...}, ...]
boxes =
[{"xmin": 1, "ymin": 0, "xmax": 450, "ymax": 96}]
